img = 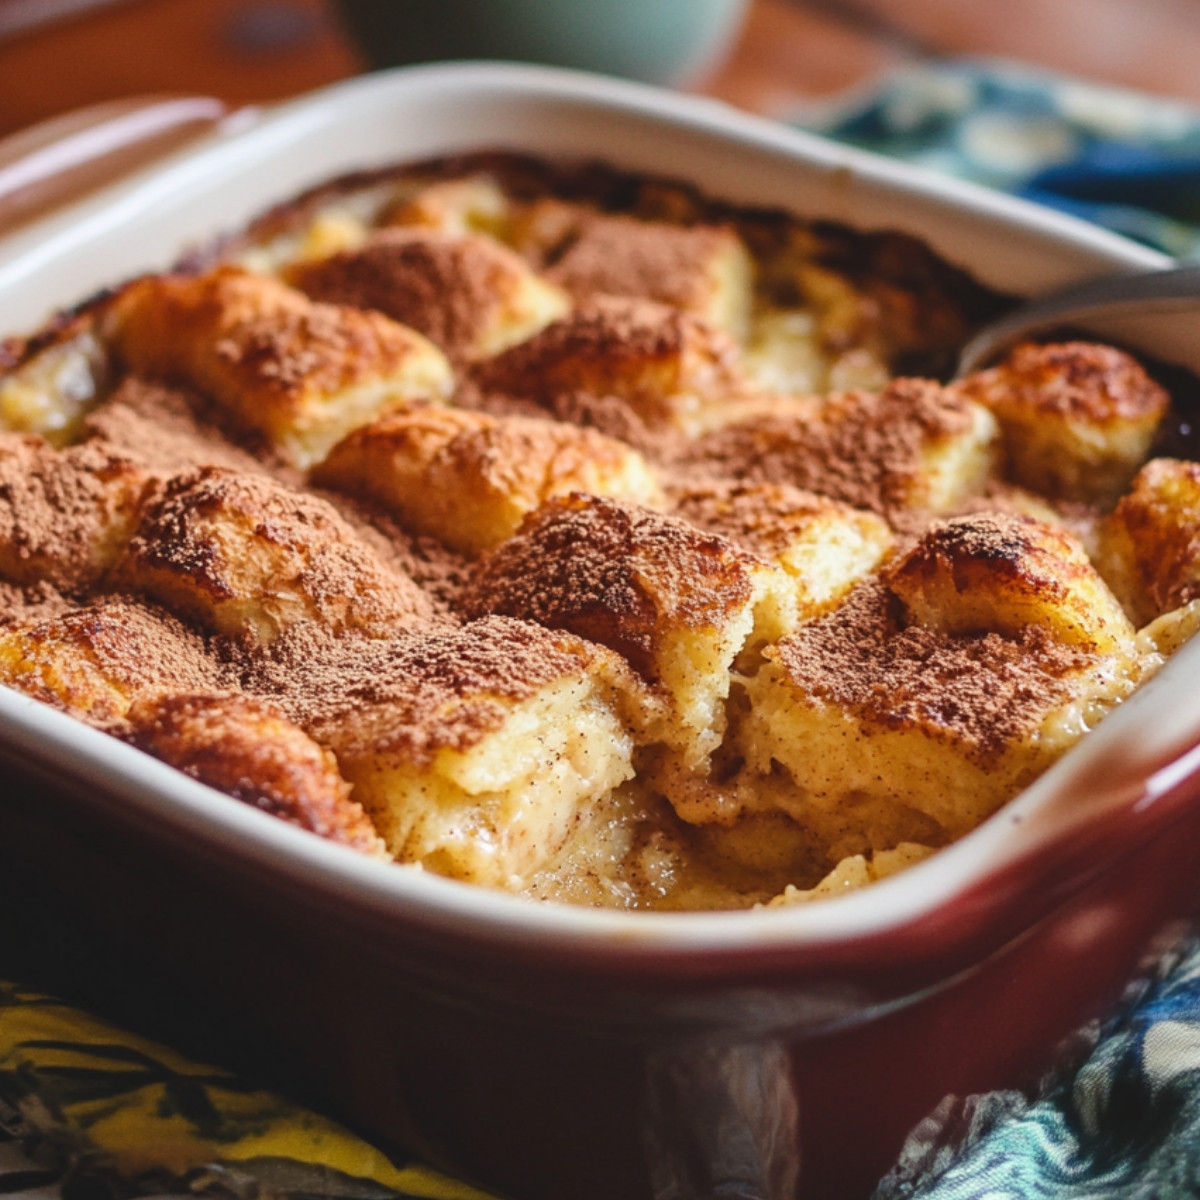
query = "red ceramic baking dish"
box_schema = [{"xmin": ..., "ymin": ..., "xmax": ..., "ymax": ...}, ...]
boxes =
[{"xmin": 2, "ymin": 63, "xmax": 1200, "ymax": 1200}]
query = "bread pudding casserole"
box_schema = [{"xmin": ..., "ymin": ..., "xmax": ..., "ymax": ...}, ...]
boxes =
[{"xmin": 0, "ymin": 153, "xmax": 1194, "ymax": 911}]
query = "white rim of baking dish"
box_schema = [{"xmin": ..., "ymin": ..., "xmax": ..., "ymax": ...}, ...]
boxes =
[
  {"xmin": 0, "ymin": 61, "xmax": 1170, "ymax": 325},
  {"xmin": 0, "ymin": 62, "xmax": 1194, "ymax": 963}
]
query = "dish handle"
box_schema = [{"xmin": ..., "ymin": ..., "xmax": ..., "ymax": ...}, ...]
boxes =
[{"xmin": 0, "ymin": 95, "xmax": 249, "ymax": 238}]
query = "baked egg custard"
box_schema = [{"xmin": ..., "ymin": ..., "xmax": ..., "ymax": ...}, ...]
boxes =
[{"xmin": 0, "ymin": 153, "xmax": 1192, "ymax": 910}]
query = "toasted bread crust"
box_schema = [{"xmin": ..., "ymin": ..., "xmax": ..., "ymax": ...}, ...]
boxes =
[{"xmin": 127, "ymin": 692, "xmax": 387, "ymax": 855}]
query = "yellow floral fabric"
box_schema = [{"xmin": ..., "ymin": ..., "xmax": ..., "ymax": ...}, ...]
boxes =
[{"xmin": 0, "ymin": 981, "xmax": 498, "ymax": 1200}]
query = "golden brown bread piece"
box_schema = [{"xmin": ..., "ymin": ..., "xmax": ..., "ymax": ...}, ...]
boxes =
[
  {"xmin": 112, "ymin": 466, "xmax": 432, "ymax": 645},
  {"xmin": 677, "ymin": 378, "xmax": 999, "ymax": 524},
  {"xmin": 465, "ymin": 493, "xmax": 796, "ymax": 768},
  {"xmin": 308, "ymin": 617, "xmax": 637, "ymax": 887},
  {"xmin": 740, "ymin": 578, "xmax": 1141, "ymax": 848},
  {"xmin": 543, "ymin": 212, "xmax": 755, "ymax": 342},
  {"xmin": 106, "ymin": 266, "xmax": 454, "ymax": 469},
  {"xmin": 884, "ymin": 512, "xmax": 1135, "ymax": 653},
  {"xmin": 0, "ymin": 435, "xmax": 150, "ymax": 594},
  {"xmin": 290, "ymin": 228, "xmax": 568, "ymax": 364},
  {"xmin": 470, "ymin": 296, "xmax": 755, "ymax": 435},
  {"xmin": 0, "ymin": 599, "xmax": 216, "ymax": 721},
  {"xmin": 314, "ymin": 404, "xmax": 662, "ymax": 557},
  {"xmin": 1098, "ymin": 457, "xmax": 1200, "ymax": 625},
  {"xmin": 670, "ymin": 481, "xmax": 894, "ymax": 617},
  {"xmin": 383, "ymin": 174, "xmax": 513, "ymax": 239},
  {"xmin": 957, "ymin": 340, "xmax": 1169, "ymax": 505},
  {"xmin": 126, "ymin": 692, "xmax": 387, "ymax": 856},
  {"xmin": 736, "ymin": 515, "xmax": 1138, "ymax": 857}
]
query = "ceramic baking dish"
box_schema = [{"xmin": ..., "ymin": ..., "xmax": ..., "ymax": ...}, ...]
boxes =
[{"xmin": 3, "ymin": 62, "xmax": 1200, "ymax": 1200}]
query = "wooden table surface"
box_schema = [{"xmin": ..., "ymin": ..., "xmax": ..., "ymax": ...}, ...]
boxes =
[{"xmin": 3, "ymin": 0, "xmax": 1200, "ymax": 142}]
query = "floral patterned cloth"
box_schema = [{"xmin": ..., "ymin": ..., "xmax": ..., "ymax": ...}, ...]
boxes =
[
  {"xmin": 796, "ymin": 58, "xmax": 1200, "ymax": 259},
  {"xmin": 873, "ymin": 924, "xmax": 1200, "ymax": 1198},
  {"xmin": 6, "ymin": 929, "xmax": 1200, "ymax": 1200},
  {"xmin": 0, "ymin": 981, "xmax": 497, "ymax": 1200}
]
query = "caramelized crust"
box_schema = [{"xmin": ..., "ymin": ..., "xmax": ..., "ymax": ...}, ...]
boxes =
[
  {"xmin": 0, "ymin": 600, "xmax": 216, "ymax": 720},
  {"xmin": 126, "ymin": 692, "xmax": 387, "ymax": 856},
  {"xmin": 0, "ymin": 435, "xmax": 150, "ymax": 593},
  {"xmin": 107, "ymin": 266, "xmax": 454, "ymax": 468},
  {"xmin": 1099, "ymin": 457, "xmax": 1200, "ymax": 624},
  {"xmin": 958, "ymin": 340, "xmax": 1169, "ymax": 504},
  {"xmin": 315, "ymin": 403, "xmax": 662, "ymax": 556},
  {"xmin": 467, "ymin": 494, "xmax": 761, "ymax": 680},
  {"xmin": 113, "ymin": 467, "xmax": 432, "ymax": 645},
  {"xmin": 678, "ymin": 378, "xmax": 998, "ymax": 523},
  {"xmin": 970, "ymin": 340, "xmax": 1167, "ymax": 421},
  {"xmin": 290, "ymin": 229, "xmax": 568, "ymax": 363},
  {"xmin": 465, "ymin": 493, "xmax": 794, "ymax": 766},
  {"xmin": 544, "ymin": 213, "xmax": 754, "ymax": 341},
  {"xmin": 470, "ymin": 296, "xmax": 753, "ymax": 434},
  {"xmin": 884, "ymin": 512, "xmax": 1134, "ymax": 652}
]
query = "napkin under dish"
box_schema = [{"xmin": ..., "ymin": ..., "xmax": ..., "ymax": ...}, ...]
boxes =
[
  {"xmin": 5, "ymin": 924, "xmax": 1200, "ymax": 1200},
  {"xmin": 793, "ymin": 58, "xmax": 1200, "ymax": 259},
  {"xmin": 0, "ymin": 980, "xmax": 496, "ymax": 1200}
]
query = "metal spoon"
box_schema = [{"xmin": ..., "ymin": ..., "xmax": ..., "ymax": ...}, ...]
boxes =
[{"xmin": 955, "ymin": 261, "xmax": 1200, "ymax": 377}]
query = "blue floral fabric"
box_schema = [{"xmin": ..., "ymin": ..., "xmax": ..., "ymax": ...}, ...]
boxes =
[
  {"xmin": 796, "ymin": 58, "xmax": 1200, "ymax": 259},
  {"xmin": 874, "ymin": 925, "xmax": 1200, "ymax": 1198}
]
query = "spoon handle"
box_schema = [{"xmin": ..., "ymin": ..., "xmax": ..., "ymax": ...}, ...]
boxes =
[{"xmin": 956, "ymin": 262, "xmax": 1200, "ymax": 377}]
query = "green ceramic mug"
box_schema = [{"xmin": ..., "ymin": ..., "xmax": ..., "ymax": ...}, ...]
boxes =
[{"xmin": 335, "ymin": 0, "xmax": 750, "ymax": 87}]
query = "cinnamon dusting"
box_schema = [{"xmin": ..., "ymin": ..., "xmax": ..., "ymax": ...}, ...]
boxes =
[
  {"xmin": 772, "ymin": 580, "xmax": 1092, "ymax": 761},
  {"xmin": 464, "ymin": 494, "xmax": 760, "ymax": 680},
  {"xmin": 0, "ymin": 150, "xmax": 1174, "ymax": 908},
  {"xmin": 675, "ymin": 378, "xmax": 981, "ymax": 521}
]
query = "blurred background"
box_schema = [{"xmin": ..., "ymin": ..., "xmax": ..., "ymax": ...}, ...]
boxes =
[
  {"xmin": 4, "ymin": 0, "xmax": 1200, "ymax": 139},
  {"xmin": 4, "ymin": 0, "xmax": 1200, "ymax": 255}
]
